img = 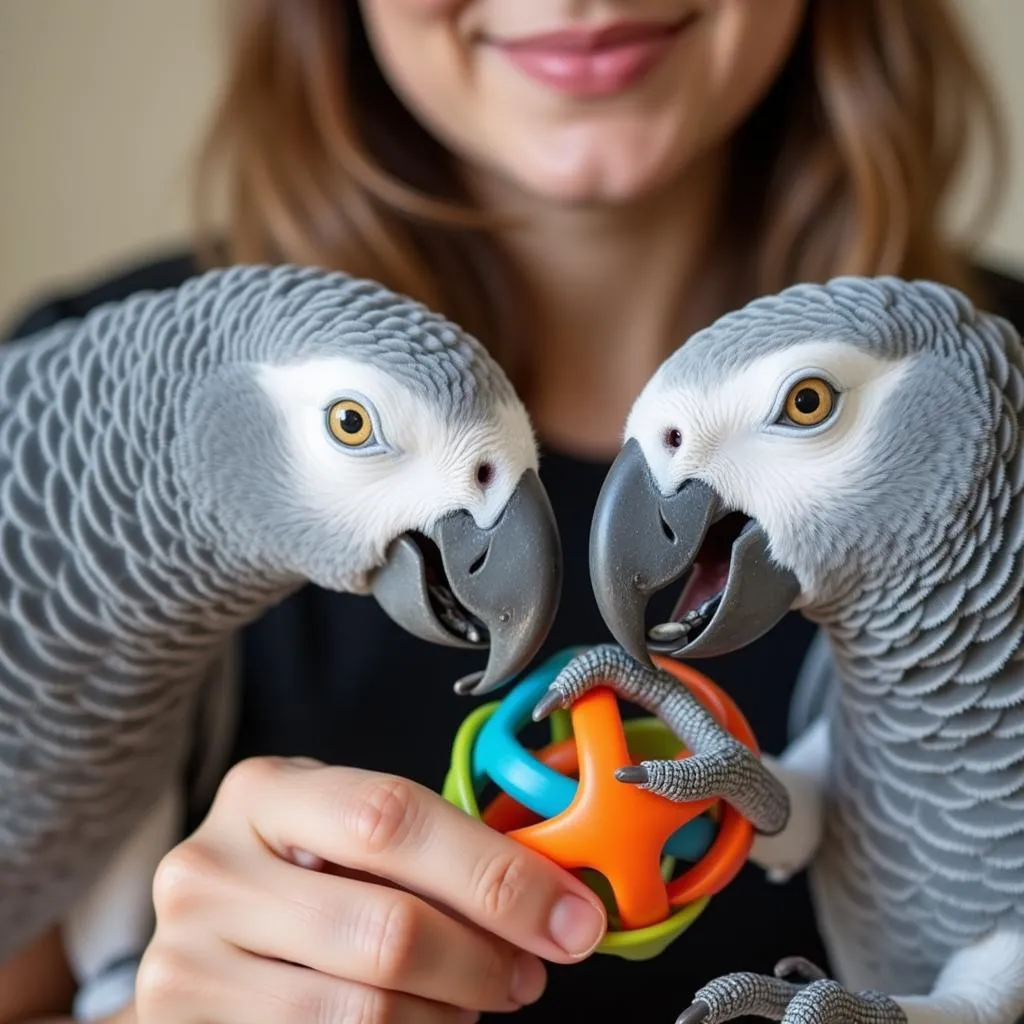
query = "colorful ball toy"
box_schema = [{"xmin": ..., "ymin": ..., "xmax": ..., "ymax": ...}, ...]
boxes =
[{"xmin": 442, "ymin": 647, "xmax": 758, "ymax": 961}]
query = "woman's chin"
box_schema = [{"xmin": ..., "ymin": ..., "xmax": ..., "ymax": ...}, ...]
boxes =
[{"xmin": 481, "ymin": 127, "xmax": 703, "ymax": 209}]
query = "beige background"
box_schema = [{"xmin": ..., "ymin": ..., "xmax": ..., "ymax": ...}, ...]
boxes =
[
  {"xmin": 0, "ymin": 0, "xmax": 224, "ymax": 328},
  {"xmin": 1, "ymin": 0, "xmax": 1023, "ymax": 330}
]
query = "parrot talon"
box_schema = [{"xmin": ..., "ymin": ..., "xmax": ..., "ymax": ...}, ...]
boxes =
[
  {"xmin": 675, "ymin": 971, "xmax": 907, "ymax": 1024},
  {"xmin": 675, "ymin": 1001, "xmax": 711, "ymax": 1024},
  {"xmin": 528, "ymin": 645, "xmax": 789, "ymax": 830},
  {"xmin": 531, "ymin": 688, "xmax": 567, "ymax": 721},
  {"xmin": 773, "ymin": 956, "xmax": 828, "ymax": 982},
  {"xmin": 531, "ymin": 644, "xmax": 663, "ymax": 721}
]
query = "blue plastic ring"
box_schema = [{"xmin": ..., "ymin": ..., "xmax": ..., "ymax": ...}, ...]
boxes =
[{"xmin": 471, "ymin": 649, "xmax": 715, "ymax": 862}]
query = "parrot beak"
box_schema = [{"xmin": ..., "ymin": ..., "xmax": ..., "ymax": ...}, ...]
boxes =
[
  {"xmin": 589, "ymin": 438, "xmax": 800, "ymax": 666},
  {"xmin": 370, "ymin": 469, "xmax": 562, "ymax": 696}
]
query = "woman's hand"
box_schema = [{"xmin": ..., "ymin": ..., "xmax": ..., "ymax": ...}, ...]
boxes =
[{"xmin": 135, "ymin": 756, "xmax": 608, "ymax": 1023}]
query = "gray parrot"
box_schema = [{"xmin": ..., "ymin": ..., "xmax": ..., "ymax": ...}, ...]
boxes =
[
  {"xmin": 0, "ymin": 262, "xmax": 562, "ymax": 969},
  {"xmin": 535, "ymin": 276, "xmax": 1024, "ymax": 1024}
]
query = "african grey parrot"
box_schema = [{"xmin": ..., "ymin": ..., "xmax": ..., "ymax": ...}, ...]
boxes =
[
  {"xmin": 535, "ymin": 276, "xmax": 1024, "ymax": 1024},
  {"xmin": 0, "ymin": 262, "xmax": 561, "ymax": 973}
]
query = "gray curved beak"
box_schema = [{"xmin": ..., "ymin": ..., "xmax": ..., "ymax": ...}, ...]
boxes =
[
  {"xmin": 589, "ymin": 438, "xmax": 800, "ymax": 666},
  {"xmin": 370, "ymin": 469, "xmax": 562, "ymax": 696}
]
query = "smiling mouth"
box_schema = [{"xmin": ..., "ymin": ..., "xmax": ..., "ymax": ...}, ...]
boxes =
[
  {"xmin": 484, "ymin": 12, "xmax": 702, "ymax": 100},
  {"xmin": 408, "ymin": 531, "xmax": 491, "ymax": 647},
  {"xmin": 647, "ymin": 511, "xmax": 753, "ymax": 649}
]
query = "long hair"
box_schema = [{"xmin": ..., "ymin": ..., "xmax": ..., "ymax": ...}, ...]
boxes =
[{"xmin": 194, "ymin": 0, "xmax": 1008, "ymax": 393}]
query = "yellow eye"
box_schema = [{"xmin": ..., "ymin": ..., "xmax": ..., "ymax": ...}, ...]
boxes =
[
  {"xmin": 327, "ymin": 399, "xmax": 373, "ymax": 447},
  {"xmin": 784, "ymin": 377, "xmax": 834, "ymax": 426}
]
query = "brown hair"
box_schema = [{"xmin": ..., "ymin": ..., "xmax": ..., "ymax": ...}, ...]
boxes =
[{"xmin": 194, "ymin": 0, "xmax": 1008, "ymax": 391}]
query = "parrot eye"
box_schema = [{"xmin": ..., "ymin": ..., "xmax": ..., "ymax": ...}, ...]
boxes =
[
  {"xmin": 326, "ymin": 398, "xmax": 376, "ymax": 448},
  {"xmin": 781, "ymin": 377, "xmax": 836, "ymax": 427}
]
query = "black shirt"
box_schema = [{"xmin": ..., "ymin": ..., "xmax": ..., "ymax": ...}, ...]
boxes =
[{"xmin": 6, "ymin": 252, "xmax": 1024, "ymax": 1022}]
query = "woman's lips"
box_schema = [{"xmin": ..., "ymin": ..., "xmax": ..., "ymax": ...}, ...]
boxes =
[{"xmin": 489, "ymin": 16, "xmax": 696, "ymax": 99}]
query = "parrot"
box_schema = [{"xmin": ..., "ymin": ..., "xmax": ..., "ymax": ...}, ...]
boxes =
[
  {"xmin": 532, "ymin": 275, "xmax": 1024, "ymax": 1024},
  {"xmin": 0, "ymin": 261, "xmax": 562, "ymax": 971}
]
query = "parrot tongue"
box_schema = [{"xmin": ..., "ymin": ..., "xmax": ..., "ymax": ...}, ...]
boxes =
[
  {"xmin": 371, "ymin": 468, "xmax": 560, "ymax": 691},
  {"xmin": 415, "ymin": 534, "xmax": 490, "ymax": 645},
  {"xmin": 370, "ymin": 531, "xmax": 491, "ymax": 650},
  {"xmin": 650, "ymin": 511, "xmax": 749, "ymax": 645}
]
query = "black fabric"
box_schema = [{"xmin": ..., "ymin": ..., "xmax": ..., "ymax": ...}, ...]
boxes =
[{"xmin": 6, "ymin": 251, "xmax": 1024, "ymax": 1022}]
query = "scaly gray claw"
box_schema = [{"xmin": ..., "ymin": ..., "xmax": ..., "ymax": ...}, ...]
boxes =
[
  {"xmin": 532, "ymin": 644, "xmax": 790, "ymax": 833},
  {"xmin": 774, "ymin": 957, "xmax": 828, "ymax": 983},
  {"xmin": 532, "ymin": 645, "xmax": 656, "ymax": 724},
  {"xmin": 617, "ymin": 757, "xmax": 719, "ymax": 804},
  {"xmin": 676, "ymin": 1002, "xmax": 711, "ymax": 1024},
  {"xmin": 783, "ymin": 980, "xmax": 907, "ymax": 1024},
  {"xmin": 531, "ymin": 687, "xmax": 566, "ymax": 721},
  {"xmin": 683, "ymin": 971, "xmax": 803, "ymax": 1022},
  {"xmin": 675, "ymin": 970, "xmax": 908, "ymax": 1024}
]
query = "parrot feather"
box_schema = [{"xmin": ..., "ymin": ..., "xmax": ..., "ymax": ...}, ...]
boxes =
[
  {"xmin": 0, "ymin": 262, "xmax": 560, "ymax": 965},
  {"xmin": 588, "ymin": 276, "xmax": 1024, "ymax": 1022}
]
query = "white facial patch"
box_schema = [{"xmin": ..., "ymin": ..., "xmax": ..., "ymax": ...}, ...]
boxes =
[
  {"xmin": 255, "ymin": 356, "xmax": 538, "ymax": 559},
  {"xmin": 626, "ymin": 340, "xmax": 915, "ymax": 540}
]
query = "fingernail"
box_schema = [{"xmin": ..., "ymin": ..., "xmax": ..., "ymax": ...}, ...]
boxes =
[
  {"xmin": 509, "ymin": 952, "xmax": 546, "ymax": 1006},
  {"xmin": 289, "ymin": 847, "xmax": 323, "ymax": 870},
  {"xmin": 548, "ymin": 894, "xmax": 605, "ymax": 957}
]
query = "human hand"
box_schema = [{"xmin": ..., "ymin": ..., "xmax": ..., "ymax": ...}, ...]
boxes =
[{"xmin": 135, "ymin": 756, "xmax": 608, "ymax": 1022}]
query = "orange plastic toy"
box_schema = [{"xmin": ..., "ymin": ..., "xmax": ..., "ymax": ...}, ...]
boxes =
[
  {"xmin": 443, "ymin": 648, "xmax": 759, "ymax": 961},
  {"xmin": 496, "ymin": 658, "xmax": 755, "ymax": 929}
]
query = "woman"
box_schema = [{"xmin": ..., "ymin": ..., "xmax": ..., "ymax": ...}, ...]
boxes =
[{"xmin": 2, "ymin": 1, "xmax": 1021, "ymax": 1021}]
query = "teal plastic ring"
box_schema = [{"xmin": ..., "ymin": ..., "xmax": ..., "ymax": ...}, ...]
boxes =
[{"xmin": 471, "ymin": 649, "xmax": 715, "ymax": 862}]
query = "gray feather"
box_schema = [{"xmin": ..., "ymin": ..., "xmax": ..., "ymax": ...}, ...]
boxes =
[
  {"xmin": 788, "ymin": 629, "xmax": 835, "ymax": 741},
  {"xmin": 0, "ymin": 263, "xmax": 515, "ymax": 961},
  {"xmin": 782, "ymin": 280, "xmax": 1024, "ymax": 993},
  {"xmin": 653, "ymin": 276, "xmax": 1024, "ymax": 998}
]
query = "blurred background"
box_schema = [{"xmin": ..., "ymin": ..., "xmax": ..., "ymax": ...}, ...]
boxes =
[
  {"xmin": 1, "ymin": 0, "xmax": 1023, "ymax": 330},
  {"xmin": 0, "ymin": 0, "xmax": 221, "ymax": 328}
]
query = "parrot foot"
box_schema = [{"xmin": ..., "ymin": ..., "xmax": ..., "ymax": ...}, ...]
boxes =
[
  {"xmin": 531, "ymin": 643, "xmax": 682, "ymax": 720},
  {"xmin": 532, "ymin": 644, "xmax": 790, "ymax": 835},
  {"xmin": 675, "ymin": 960, "xmax": 907, "ymax": 1024}
]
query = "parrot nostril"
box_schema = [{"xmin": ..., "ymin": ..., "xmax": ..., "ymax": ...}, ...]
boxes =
[
  {"xmin": 659, "ymin": 509, "xmax": 677, "ymax": 544},
  {"xmin": 476, "ymin": 461, "xmax": 495, "ymax": 488}
]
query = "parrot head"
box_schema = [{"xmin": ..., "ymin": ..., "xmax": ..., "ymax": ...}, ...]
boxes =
[
  {"xmin": 589, "ymin": 275, "xmax": 1010, "ymax": 666},
  {"xmin": 181, "ymin": 266, "xmax": 562, "ymax": 695}
]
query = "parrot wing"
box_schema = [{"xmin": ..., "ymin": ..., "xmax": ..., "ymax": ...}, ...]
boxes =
[{"xmin": 788, "ymin": 628, "xmax": 837, "ymax": 742}]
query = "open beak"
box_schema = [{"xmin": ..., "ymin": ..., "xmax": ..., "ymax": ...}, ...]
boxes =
[
  {"xmin": 589, "ymin": 438, "xmax": 800, "ymax": 667},
  {"xmin": 370, "ymin": 469, "xmax": 562, "ymax": 696}
]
